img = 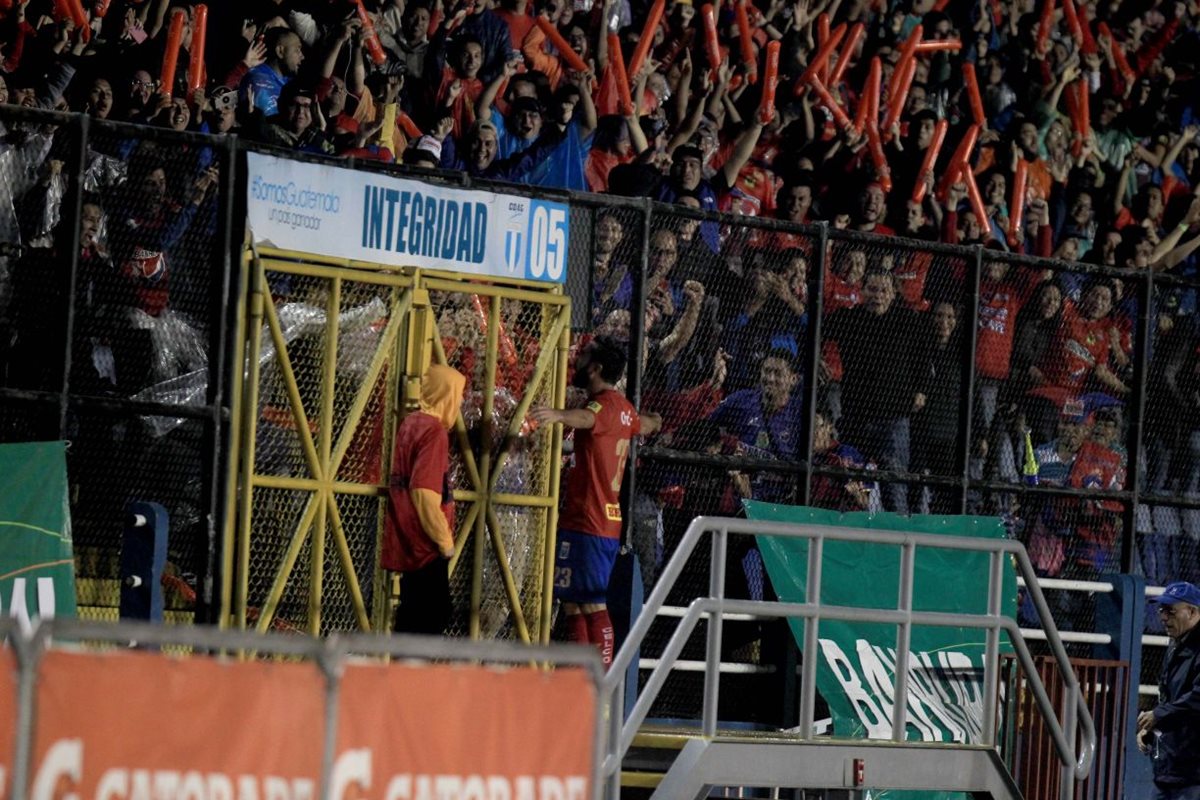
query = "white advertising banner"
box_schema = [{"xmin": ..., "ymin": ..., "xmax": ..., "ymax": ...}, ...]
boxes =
[{"xmin": 245, "ymin": 152, "xmax": 569, "ymax": 284}]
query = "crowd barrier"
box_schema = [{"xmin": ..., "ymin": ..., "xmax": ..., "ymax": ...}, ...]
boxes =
[
  {"xmin": 0, "ymin": 618, "xmax": 601, "ymax": 800},
  {"xmin": 0, "ymin": 106, "xmax": 1193, "ymax": 693}
]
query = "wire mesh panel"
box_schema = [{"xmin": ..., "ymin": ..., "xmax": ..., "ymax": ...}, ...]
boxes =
[
  {"xmin": 433, "ymin": 282, "xmax": 567, "ymax": 643},
  {"xmin": 0, "ymin": 108, "xmax": 235, "ymax": 625},
  {"xmin": 237, "ymin": 258, "xmax": 411, "ymax": 635},
  {"xmin": 819, "ymin": 230, "xmax": 971, "ymax": 516}
]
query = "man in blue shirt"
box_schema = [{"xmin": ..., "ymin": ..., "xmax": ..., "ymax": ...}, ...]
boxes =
[
  {"xmin": 241, "ymin": 29, "xmax": 304, "ymax": 117},
  {"xmin": 708, "ymin": 348, "xmax": 805, "ymax": 502},
  {"xmin": 438, "ymin": 119, "xmax": 563, "ymax": 181}
]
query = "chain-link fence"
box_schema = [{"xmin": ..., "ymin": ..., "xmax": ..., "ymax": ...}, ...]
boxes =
[
  {"xmin": 574, "ymin": 196, "xmax": 1195, "ymax": 717},
  {"xmin": 0, "ymin": 107, "xmax": 237, "ymax": 625},
  {"xmin": 4, "ymin": 105, "xmax": 1196, "ymax": 709}
]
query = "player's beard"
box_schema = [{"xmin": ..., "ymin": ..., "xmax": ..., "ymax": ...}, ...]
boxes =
[{"xmin": 572, "ymin": 366, "xmax": 591, "ymax": 390}]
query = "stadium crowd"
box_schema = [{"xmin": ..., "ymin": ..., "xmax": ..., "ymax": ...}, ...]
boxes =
[{"xmin": 0, "ymin": 0, "xmax": 1200, "ymax": 594}]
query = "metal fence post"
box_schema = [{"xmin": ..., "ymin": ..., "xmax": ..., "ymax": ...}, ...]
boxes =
[
  {"xmin": 56, "ymin": 114, "xmax": 90, "ymax": 438},
  {"xmin": 317, "ymin": 636, "xmax": 344, "ymax": 800},
  {"xmin": 801, "ymin": 222, "xmax": 829, "ymax": 506},
  {"xmin": 958, "ymin": 246, "xmax": 983, "ymax": 514},
  {"xmin": 1122, "ymin": 270, "xmax": 1155, "ymax": 574},
  {"xmin": 11, "ymin": 623, "xmax": 46, "ymax": 800},
  {"xmin": 196, "ymin": 133, "xmax": 241, "ymax": 625}
]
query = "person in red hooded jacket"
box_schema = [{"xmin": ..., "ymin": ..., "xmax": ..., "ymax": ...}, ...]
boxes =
[{"xmin": 383, "ymin": 364, "xmax": 467, "ymax": 635}]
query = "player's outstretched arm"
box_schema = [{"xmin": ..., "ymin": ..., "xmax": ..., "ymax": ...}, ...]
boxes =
[{"xmin": 530, "ymin": 406, "xmax": 596, "ymax": 430}]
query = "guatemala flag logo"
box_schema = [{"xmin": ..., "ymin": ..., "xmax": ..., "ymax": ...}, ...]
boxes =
[{"xmin": 504, "ymin": 227, "xmax": 523, "ymax": 274}]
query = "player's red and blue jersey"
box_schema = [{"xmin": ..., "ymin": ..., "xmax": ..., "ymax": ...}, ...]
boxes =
[{"xmin": 560, "ymin": 389, "xmax": 640, "ymax": 539}]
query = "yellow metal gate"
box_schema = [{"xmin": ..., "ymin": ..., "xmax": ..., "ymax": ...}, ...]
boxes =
[{"xmin": 221, "ymin": 247, "xmax": 569, "ymax": 642}]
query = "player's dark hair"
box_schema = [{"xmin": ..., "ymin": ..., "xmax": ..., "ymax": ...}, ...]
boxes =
[{"xmin": 589, "ymin": 335, "xmax": 627, "ymax": 384}]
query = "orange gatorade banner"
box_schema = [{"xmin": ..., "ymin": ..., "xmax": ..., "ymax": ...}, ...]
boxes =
[
  {"xmin": 0, "ymin": 646, "xmax": 15, "ymax": 800},
  {"xmin": 30, "ymin": 649, "xmax": 325, "ymax": 799},
  {"xmin": 334, "ymin": 662, "xmax": 596, "ymax": 800}
]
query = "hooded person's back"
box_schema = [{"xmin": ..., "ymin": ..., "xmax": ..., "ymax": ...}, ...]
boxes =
[{"xmin": 382, "ymin": 364, "xmax": 466, "ymax": 574}]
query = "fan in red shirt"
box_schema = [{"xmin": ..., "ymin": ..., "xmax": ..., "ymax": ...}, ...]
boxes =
[
  {"xmin": 1037, "ymin": 279, "xmax": 1128, "ymax": 398},
  {"xmin": 383, "ymin": 364, "xmax": 467, "ymax": 635},
  {"xmin": 531, "ymin": 336, "xmax": 661, "ymax": 666}
]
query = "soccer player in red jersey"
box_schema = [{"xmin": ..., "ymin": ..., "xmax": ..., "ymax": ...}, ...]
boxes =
[{"xmin": 531, "ymin": 336, "xmax": 660, "ymax": 666}]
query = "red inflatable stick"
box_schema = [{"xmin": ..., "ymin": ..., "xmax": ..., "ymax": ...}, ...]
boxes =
[
  {"xmin": 828, "ymin": 22, "xmax": 864, "ymax": 87},
  {"xmin": 913, "ymin": 40, "xmax": 961, "ymax": 53},
  {"xmin": 1077, "ymin": 3, "xmax": 1098, "ymax": 53},
  {"xmin": 881, "ymin": 55, "xmax": 915, "ymax": 138},
  {"xmin": 809, "ymin": 76, "xmax": 852, "ymax": 130},
  {"xmin": 188, "ymin": 4, "xmax": 207, "ymax": 98},
  {"xmin": 736, "ymin": 0, "xmax": 757, "ymax": 84},
  {"xmin": 608, "ymin": 33, "xmax": 634, "ymax": 115},
  {"xmin": 817, "ymin": 12, "xmax": 830, "ymax": 51},
  {"xmin": 159, "ymin": 8, "xmax": 185, "ymax": 96},
  {"xmin": 758, "ymin": 40, "xmax": 780, "ymax": 124},
  {"xmin": 852, "ymin": 56, "xmax": 881, "ymax": 134},
  {"xmin": 912, "ymin": 118, "xmax": 948, "ymax": 203},
  {"xmin": 964, "ymin": 169, "xmax": 990, "ymax": 232},
  {"xmin": 936, "ymin": 123, "xmax": 980, "ymax": 198},
  {"xmin": 962, "ymin": 62, "xmax": 986, "ymax": 126},
  {"xmin": 536, "ymin": 15, "xmax": 589, "ymax": 73},
  {"xmin": 355, "ymin": 0, "xmax": 388, "ymax": 65},
  {"xmin": 889, "ymin": 25, "xmax": 922, "ymax": 95},
  {"xmin": 1097, "ymin": 22, "xmax": 1135, "ymax": 81},
  {"xmin": 1076, "ymin": 78, "xmax": 1090, "ymax": 140},
  {"xmin": 700, "ymin": 4, "xmax": 722, "ymax": 78},
  {"xmin": 628, "ymin": 0, "xmax": 664, "ymax": 78},
  {"xmin": 793, "ymin": 23, "xmax": 846, "ymax": 95},
  {"xmin": 65, "ymin": 0, "xmax": 89, "ymax": 41},
  {"xmin": 1008, "ymin": 158, "xmax": 1028, "ymax": 246},
  {"xmin": 1062, "ymin": 0, "xmax": 1083, "ymax": 48},
  {"xmin": 1036, "ymin": 0, "xmax": 1055, "ymax": 54},
  {"xmin": 865, "ymin": 121, "xmax": 892, "ymax": 193}
]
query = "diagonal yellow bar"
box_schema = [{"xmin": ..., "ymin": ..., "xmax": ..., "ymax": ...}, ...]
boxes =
[{"xmin": 260, "ymin": 292, "xmax": 326, "ymax": 484}]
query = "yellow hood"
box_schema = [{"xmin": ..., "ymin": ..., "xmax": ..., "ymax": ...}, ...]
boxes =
[{"xmin": 419, "ymin": 364, "xmax": 466, "ymax": 429}]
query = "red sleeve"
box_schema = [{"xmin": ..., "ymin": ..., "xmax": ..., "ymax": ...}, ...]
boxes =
[
  {"xmin": 1134, "ymin": 19, "xmax": 1179, "ymax": 75},
  {"xmin": 314, "ymin": 76, "xmax": 334, "ymax": 103},
  {"xmin": 587, "ymin": 398, "xmax": 612, "ymax": 436},
  {"xmin": 941, "ymin": 210, "xmax": 960, "ymax": 244},
  {"xmin": 408, "ymin": 422, "xmax": 448, "ymax": 493},
  {"xmin": 1035, "ymin": 223, "xmax": 1053, "ymax": 258},
  {"xmin": 223, "ymin": 61, "xmax": 249, "ymax": 89}
]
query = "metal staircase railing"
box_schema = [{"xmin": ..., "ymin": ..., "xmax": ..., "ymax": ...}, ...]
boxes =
[{"xmin": 600, "ymin": 516, "xmax": 1097, "ymax": 799}]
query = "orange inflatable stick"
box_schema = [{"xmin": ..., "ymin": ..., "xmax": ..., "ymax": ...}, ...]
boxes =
[
  {"xmin": 628, "ymin": 0, "xmax": 665, "ymax": 78},
  {"xmin": 809, "ymin": 76, "xmax": 852, "ymax": 130},
  {"xmin": 828, "ymin": 22, "xmax": 864, "ymax": 87},
  {"xmin": 159, "ymin": 9, "xmax": 185, "ymax": 97},
  {"xmin": 1008, "ymin": 158, "xmax": 1028, "ymax": 246},
  {"xmin": 936, "ymin": 123, "xmax": 980, "ymax": 198},
  {"xmin": 355, "ymin": 0, "xmax": 388, "ymax": 65},
  {"xmin": 793, "ymin": 22, "xmax": 846, "ymax": 95},
  {"xmin": 608, "ymin": 33, "xmax": 634, "ymax": 116},
  {"xmin": 881, "ymin": 55, "xmax": 915, "ymax": 138},
  {"xmin": 963, "ymin": 62, "xmax": 986, "ymax": 126},
  {"xmin": 736, "ymin": 0, "xmax": 757, "ymax": 84},
  {"xmin": 912, "ymin": 118, "xmax": 947, "ymax": 203},
  {"xmin": 536, "ymin": 15, "xmax": 589, "ymax": 72},
  {"xmin": 852, "ymin": 56, "xmax": 881, "ymax": 134},
  {"xmin": 188, "ymin": 4, "xmax": 207, "ymax": 97},
  {"xmin": 700, "ymin": 4, "xmax": 722, "ymax": 78},
  {"xmin": 758, "ymin": 40, "xmax": 780, "ymax": 124}
]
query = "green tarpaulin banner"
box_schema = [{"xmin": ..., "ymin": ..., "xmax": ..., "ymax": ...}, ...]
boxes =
[
  {"xmin": 744, "ymin": 501, "xmax": 1017, "ymax": 799},
  {"xmin": 0, "ymin": 441, "xmax": 76, "ymax": 627}
]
